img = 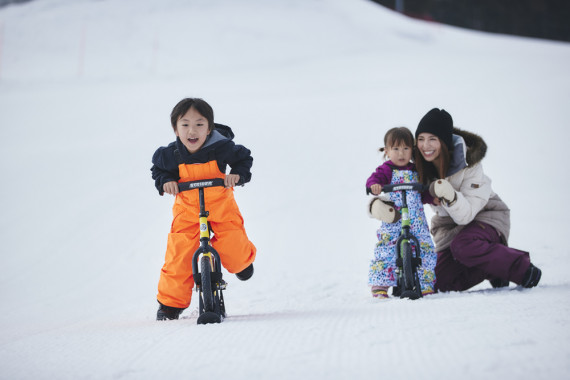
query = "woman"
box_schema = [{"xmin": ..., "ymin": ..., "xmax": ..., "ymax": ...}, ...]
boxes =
[{"xmin": 414, "ymin": 108, "xmax": 541, "ymax": 291}]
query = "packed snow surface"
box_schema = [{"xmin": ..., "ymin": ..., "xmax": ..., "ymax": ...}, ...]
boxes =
[{"xmin": 1, "ymin": 0, "xmax": 569, "ymax": 379}]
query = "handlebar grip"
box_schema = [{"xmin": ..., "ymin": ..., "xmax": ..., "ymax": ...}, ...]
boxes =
[
  {"xmin": 178, "ymin": 177, "xmax": 246, "ymax": 192},
  {"xmin": 382, "ymin": 183, "xmax": 429, "ymax": 193},
  {"xmin": 178, "ymin": 178, "xmax": 226, "ymax": 192},
  {"xmin": 367, "ymin": 183, "xmax": 428, "ymax": 195}
]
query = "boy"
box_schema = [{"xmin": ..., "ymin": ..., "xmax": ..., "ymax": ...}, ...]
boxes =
[{"xmin": 151, "ymin": 98, "xmax": 256, "ymax": 320}]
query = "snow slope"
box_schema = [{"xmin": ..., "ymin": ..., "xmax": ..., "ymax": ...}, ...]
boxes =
[{"xmin": 0, "ymin": 0, "xmax": 569, "ymax": 378}]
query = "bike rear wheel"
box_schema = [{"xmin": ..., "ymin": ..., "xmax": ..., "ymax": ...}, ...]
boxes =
[
  {"xmin": 200, "ymin": 255, "xmax": 214, "ymax": 312},
  {"xmin": 414, "ymin": 271, "xmax": 423, "ymax": 299}
]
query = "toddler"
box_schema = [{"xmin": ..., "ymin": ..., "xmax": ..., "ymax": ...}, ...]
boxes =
[{"xmin": 366, "ymin": 127, "xmax": 436, "ymax": 298}]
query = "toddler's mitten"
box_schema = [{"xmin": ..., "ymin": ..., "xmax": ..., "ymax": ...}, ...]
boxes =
[
  {"xmin": 368, "ymin": 197, "xmax": 400, "ymax": 223},
  {"xmin": 430, "ymin": 179, "xmax": 457, "ymax": 206}
]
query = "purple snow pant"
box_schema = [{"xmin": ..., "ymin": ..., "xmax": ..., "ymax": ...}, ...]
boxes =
[{"xmin": 434, "ymin": 221, "xmax": 531, "ymax": 292}]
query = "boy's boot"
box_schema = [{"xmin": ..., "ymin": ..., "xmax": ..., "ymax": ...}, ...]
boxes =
[
  {"xmin": 236, "ymin": 264, "xmax": 254, "ymax": 281},
  {"xmin": 368, "ymin": 197, "xmax": 400, "ymax": 223},
  {"xmin": 521, "ymin": 263, "xmax": 542, "ymax": 288},
  {"xmin": 156, "ymin": 301, "xmax": 184, "ymax": 321}
]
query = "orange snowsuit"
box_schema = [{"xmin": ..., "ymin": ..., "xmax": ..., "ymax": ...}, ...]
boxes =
[{"xmin": 151, "ymin": 126, "xmax": 256, "ymax": 309}]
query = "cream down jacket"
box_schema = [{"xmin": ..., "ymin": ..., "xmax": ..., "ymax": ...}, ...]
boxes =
[{"xmin": 429, "ymin": 129, "xmax": 511, "ymax": 251}]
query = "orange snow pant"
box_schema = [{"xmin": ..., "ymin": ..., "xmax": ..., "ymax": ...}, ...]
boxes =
[{"xmin": 157, "ymin": 160, "xmax": 256, "ymax": 309}]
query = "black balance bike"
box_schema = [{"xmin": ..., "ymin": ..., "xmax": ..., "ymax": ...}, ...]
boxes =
[
  {"xmin": 178, "ymin": 178, "xmax": 234, "ymax": 324},
  {"xmin": 368, "ymin": 183, "xmax": 428, "ymax": 300}
]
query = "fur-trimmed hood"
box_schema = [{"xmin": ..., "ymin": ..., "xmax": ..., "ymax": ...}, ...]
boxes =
[{"xmin": 447, "ymin": 128, "xmax": 488, "ymax": 177}]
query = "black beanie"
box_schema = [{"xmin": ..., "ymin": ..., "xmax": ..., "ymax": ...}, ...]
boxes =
[{"xmin": 415, "ymin": 108, "xmax": 454, "ymax": 150}]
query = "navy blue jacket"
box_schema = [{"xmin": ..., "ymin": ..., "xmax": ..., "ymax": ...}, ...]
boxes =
[{"xmin": 151, "ymin": 124, "xmax": 253, "ymax": 195}]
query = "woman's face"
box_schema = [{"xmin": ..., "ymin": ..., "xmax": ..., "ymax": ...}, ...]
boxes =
[{"xmin": 416, "ymin": 132, "xmax": 442, "ymax": 162}]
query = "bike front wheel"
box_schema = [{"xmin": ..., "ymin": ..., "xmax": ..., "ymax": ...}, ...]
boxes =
[
  {"xmin": 200, "ymin": 255, "xmax": 214, "ymax": 312},
  {"xmin": 402, "ymin": 241, "xmax": 414, "ymax": 290}
]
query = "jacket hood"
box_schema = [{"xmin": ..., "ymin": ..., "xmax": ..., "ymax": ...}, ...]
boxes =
[
  {"xmin": 455, "ymin": 128, "xmax": 487, "ymax": 166},
  {"xmin": 447, "ymin": 128, "xmax": 487, "ymax": 176},
  {"xmin": 202, "ymin": 129, "xmax": 227, "ymax": 149},
  {"xmin": 214, "ymin": 123, "xmax": 234, "ymax": 140}
]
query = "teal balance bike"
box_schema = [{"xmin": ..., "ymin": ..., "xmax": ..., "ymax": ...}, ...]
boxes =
[{"xmin": 368, "ymin": 183, "xmax": 428, "ymax": 300}]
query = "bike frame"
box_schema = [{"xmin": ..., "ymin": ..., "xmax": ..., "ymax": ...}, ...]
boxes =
[
  {"xmin": 178, "ymin": 178, "xmax": 228, "ymax": 322},
  {"xmin": 368, "ymin": 183, "xmax": 428, "ymax": 299},
  {"xmin": 392, "ymin": 186, "xmax": 422, "ymax": 272},
  {"xmin": 190, "ymin": 184, "xmax": 224, "ymax": 283},
  {"xmin": 178, "ymin": 179, "xmax": 225, "ymax": 277}
]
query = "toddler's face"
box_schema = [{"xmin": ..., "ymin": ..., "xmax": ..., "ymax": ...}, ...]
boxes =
[
  {"xmin": 386, "ymin": 143, "xmax": 412, "ymax": 167},
  {"xmin": 175, "ymin": 107, "xmax": 210, "ymax": 154}
]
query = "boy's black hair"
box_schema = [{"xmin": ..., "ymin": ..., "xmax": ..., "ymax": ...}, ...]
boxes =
[{"xmin": 170, "ymin": 98, "xmax": 215, "ymax": 132}]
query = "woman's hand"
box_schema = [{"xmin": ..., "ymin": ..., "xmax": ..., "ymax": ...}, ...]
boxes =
[
  {"xmin": 225, "ymin": 174, "xmax": 240, "ymax": 188},
  {"xmin": 163, "ymin": 181, "xmax": 179, "ymax": 196},
  {"xmin": 370, "ymin": 184, "xmax": 383, "ymax": 195},
  {"xmin": 431, "ymin": 179, "xmax": 457, "ymax": 206}
]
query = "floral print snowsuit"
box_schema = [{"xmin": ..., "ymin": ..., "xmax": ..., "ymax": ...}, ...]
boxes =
[{"xmin": 368, "ymin": 167, "xmax": 436, "ymax": 294}]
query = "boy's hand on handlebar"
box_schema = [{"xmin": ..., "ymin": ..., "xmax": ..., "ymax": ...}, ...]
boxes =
[
  {"xmin": 163, "ymin": 181, "xmax": 179, "ymax": 196},
  {"xmin": 370, "ymin": 184, "xmax": 382, "ymax": 195},
  {"xmin": 225, "ymin": 174, "xmax": 240, "ymax": 188}
]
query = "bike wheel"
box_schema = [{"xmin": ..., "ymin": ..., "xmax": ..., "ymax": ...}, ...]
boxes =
[
  {"xmin": 414, "ymin": 272, "xmax": 423, "ymax": 299},
  {"xmin": 402, "ymin": 242, "xmax": 414, "ymax": 290},
  {"xmin": 200, "ymin": 256, "xmax": 214, "ymax": 312},
  {"xmin": 218, "ymin": 291, "xmax": 226, "ymax": 318}
]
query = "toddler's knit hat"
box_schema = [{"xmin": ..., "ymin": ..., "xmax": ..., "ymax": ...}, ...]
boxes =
[{"xmin": 415, "ymin": 108, "xmax": 454, "ymax": 150}]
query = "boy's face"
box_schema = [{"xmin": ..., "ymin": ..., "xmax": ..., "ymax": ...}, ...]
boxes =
[{"xmin": 175, "ymin": 107, "xmax": 211, "ymax": 154}]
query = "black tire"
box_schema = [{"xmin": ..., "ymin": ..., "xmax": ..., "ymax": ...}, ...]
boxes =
[
  {"xmin": 219, "ymin": 291, "xmax": 226, "ymax": 318},
  {"xmin": 392, "ymin": 286, "xmax": 401, "ymax": 297},
  {"xmin": 214, "ymin": 291, "xmax": 222, "ymax": 317},
  {"xmin": 414, "ymin": 272, "xmax": 423, "ymax": 299},
  {"xmin": 402, "ymin": 242, "xmax": 414, "ymax": 290},
  {"xmin": 200, "ymin": 256, "xmax": 214, "ymax": 312},
  {"xmin": 197, "ymin": 311, "xmax": 221, "ymax": 324}
]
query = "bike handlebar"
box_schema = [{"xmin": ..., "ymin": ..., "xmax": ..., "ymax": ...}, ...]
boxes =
[
  {"xmin": 178, "ymin": 178, "xmax": 244, "ymax": 192},
  {"xmin": 366, "ymin": 182, "xmax": 428, "ymax": 195}
]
